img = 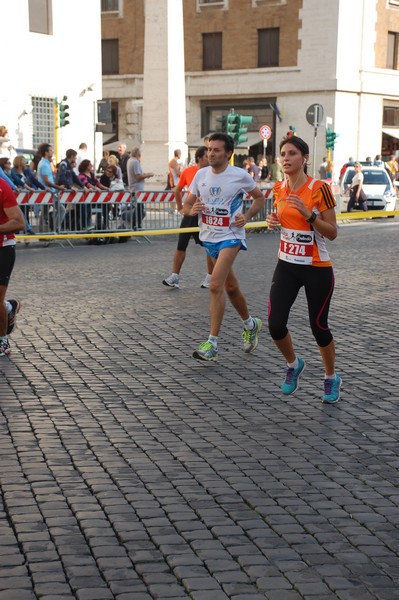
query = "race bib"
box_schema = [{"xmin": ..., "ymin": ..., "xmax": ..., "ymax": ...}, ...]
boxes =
[
  {"xmin": 279, "ymin": 227, "xmax": 314, "ymax": 265},
  {"xmin": 202, "ymin": 213, "xmax": 230, "ymax": 227}
]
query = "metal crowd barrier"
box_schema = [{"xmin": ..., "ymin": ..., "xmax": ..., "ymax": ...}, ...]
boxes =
[{"xmin": 16, "ymin": 186, "xmax": 276, "ymax": 239}]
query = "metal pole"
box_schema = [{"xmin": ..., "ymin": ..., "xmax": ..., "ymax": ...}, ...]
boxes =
[
  {"xmin": 263, "ymin": 139, "xmax": 267, "ymax": 159},
  {"xmin": 312, "ymin": 105, "xmax": 319, "ymax": 178}
]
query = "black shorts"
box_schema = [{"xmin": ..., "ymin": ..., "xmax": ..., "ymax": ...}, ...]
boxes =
[
  {"xmin": 0, "ymin": 245, "xmax": 16, "ymax": 286},
  {"xmin": 176, "ymin": 215, "xmax": 202, "ymax": 252}
]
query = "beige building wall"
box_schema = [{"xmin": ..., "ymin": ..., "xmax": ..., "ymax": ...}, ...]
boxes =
[{"xmin": 102, "ymin": 0, "xmax": 399, "ymax": 179}]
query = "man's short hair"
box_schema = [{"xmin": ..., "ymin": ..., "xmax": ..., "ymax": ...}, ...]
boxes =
[
  {"xmin": 79, "ymin": 143, "xmax": 87, "ymax": 150},
  {"xmin": 195, "ymin": 146, "xmax": 208, "ymax": 162},
  {"xmin": 66, "ymin": 149, "xmax": 77, "ymax": 160},
  {"xmin": 209, "ymin": 133, "xmax": 235, "ymax": 155},
  {"xmin": 40, "ymin": 143, "xmax": 52, "ymax": 157},
  {"xmin": 130, "ymin": 146, "xmax": 140, "ymax": 157}
]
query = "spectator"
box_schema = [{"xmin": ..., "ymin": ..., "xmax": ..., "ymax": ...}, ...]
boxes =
[
  {"xmin": 118, "ymin": 144, "xmax": 130, "ymax": 185},
  {"xmin": 99, "ymin": 164, "xmax": 122, "ymax": 229},
  {"xmin": 75, "ymin": 142, "xmax": 88, "ymax": 175},
  {"xmin": 11, "ymin": 156, "xmax": 35, "ymax": 233},
  {"xmin": 78, "ymin": 159, "xmax": 108, "ymax": 190},
  {"xmin": 346, "ymin": 162, "xmax": 368, "ymax": 212},
  {"xmin": 258, "ymin": 157, "xmax": 269, "ymax": 181},
  {"xmin": 107, "ymin": 154, "xmax": 123, "ymax": 180},
  {"xmin": 247, "ymin": 156, "xmax": 261, "ymax": 183},
  {"xmin": 373, "ymin": 154, "xmax": 384, "ymax": 167},
  {"xmin": 167, "ymin": 149, "xmax": 183, "ymax": 213},
  {"xmin": 37, "ymin": 144, "xmax": 66, "ymax": 230},
  {"xmin": 0, "ymin": 125, "xmax": 16, "ymax": 159},
  {"xmin": 125, "ymin": 146, "xmax": 153, "ymax": 229},
  {"xmin": 57, "ymin": 149, "xmax": 88, "ymax": 190},
  {"xmin": 0, "ymin": 158, "xmax": 20, "ymax": 190},
  {"xmin": 318, "ymin": 157, "xmax": 328, "ymax": 179},
  {"xmin": 270, "ymin": 156, "xmax": 284, "ymax": 181},
  {"xmin": 97, "ymin": 150, "xmax": 110, "ymax": 173}
]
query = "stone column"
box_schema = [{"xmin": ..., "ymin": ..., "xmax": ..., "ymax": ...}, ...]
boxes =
[{"xmin": 141, "ymin": 0, "xmax": 187, "ymax": 183}]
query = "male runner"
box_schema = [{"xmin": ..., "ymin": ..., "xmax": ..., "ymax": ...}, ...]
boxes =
[
  {"xmin": 0, "ymin": 178, "xmax": 25, "ymax": 356},
  {"xmin": 162, "ymin": 146, "xmax": 213, "ymax": 289},
  {"xmin": 183, "ymin": 133, "xmax": 265, "ymax": 361}
]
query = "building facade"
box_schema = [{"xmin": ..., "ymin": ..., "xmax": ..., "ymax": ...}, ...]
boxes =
[
  {"xmin": 2, "ymin": 0, "xmax": 102, "ymax": 165},
  {"xmin": 102, "ymin": 0, "xmax": 399, "ymax": 179}
]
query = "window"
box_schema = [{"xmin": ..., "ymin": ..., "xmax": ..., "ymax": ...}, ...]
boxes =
[
  {"xmin": 252, "ymin": 0, "xmax": 286, "ymax": 6},
  {"xmin": 31, "ymin": 97, "xmax": 55, "ymax": 148},
  {"xmin": 258, "ymin": 28, "xmax": 279, "ymax": 67},
  {"xmin": 101, "ymin": 0, "xmax": 119, "ymax": 11},
  {"xmin": 383, "ymin": 105, "xmax": 399, "ymax": 125},
  {"xmin": 202, "ymin": 33, "xmax": 222, "ymax": 70},
  {"xmin": 102, "ymin": 39, "xmax": 119, "ymax": 75},
  {"xmin": 29, "ymin": 0, "xmax": 52, "ymax": 35},
  {"xmin": 387, "ymin": 32, "xmax": 399, "ymax": 69},
  {"xmin": 197, "ymin": 0, "xmax": 227, "ymax": 8}
]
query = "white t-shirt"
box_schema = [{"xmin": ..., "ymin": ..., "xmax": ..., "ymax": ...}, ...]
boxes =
[
  {"xmin": 352, "ymin": 171, "xmax": 364, "ymax": 187},
  {"xmin": 189, "ymin": 165, "xmax": 256, "ymax": 243}
]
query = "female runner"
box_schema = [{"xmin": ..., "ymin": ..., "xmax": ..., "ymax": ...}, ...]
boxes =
[{"xmin": 266, "ymin": 136, "xmax": 341, "ymax": 403}]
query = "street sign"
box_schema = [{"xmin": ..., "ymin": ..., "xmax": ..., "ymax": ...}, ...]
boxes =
[
  {"xmin": 306, "ymin": 103, "xmax": 324, "ymax": 128},
  {"xmin": 259, "ymin": 124, "xmax": 272, "ymax": 140}
]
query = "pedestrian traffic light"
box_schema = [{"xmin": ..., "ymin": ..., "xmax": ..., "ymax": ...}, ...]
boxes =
[
  {"xmin": 235, "ymin": 114, "xmax": 253, "ymax": 145},
  {"xmin": 287, "ymin": 125, "xmax": 296, "ymax": 137},
  {"xmin": 59, "ymin": 96, "xmax": 70, "ymax": 128},
  {"xmin": 216, "ymin": 115, "xmax": 227, "ymax": 133},
  {"xmin": 326, "ymin": 128, "xmax": 339, "ymax": 150}
]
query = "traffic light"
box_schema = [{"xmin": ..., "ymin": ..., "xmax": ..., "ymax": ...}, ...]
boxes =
[
  {"xmin": 224, "ymin": 111, "xmax": 253, "ymax": 145},
  {"xmin": 287, "ymin": 125, "xmax": 296, "ymax": 137},
  {"xmin": 59, "ymin": 95, "xmax": 70, "ymax": 127},
  {"xmin": 226, "ymin": 112, "xmax": 238, "ymax": 138},
  {"xmin": 216, "ymin": 115, "xmax": 227, "ymax": 133},
  {"xmin": 326, "ymin": 128, "xmax": 339, "ymax": 150},
  {"xmin": 235, "ymin": 114, "xmax": 253, "ymax": 144}
]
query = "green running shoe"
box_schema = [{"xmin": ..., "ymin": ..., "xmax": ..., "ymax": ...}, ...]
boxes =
[
  {"xmin": 242, "ymin": 317, "xmax": 262, "ymax": 353},
  {"xmin": 192, "ymin": 341, "xmax": 218, "ymax": 362}
]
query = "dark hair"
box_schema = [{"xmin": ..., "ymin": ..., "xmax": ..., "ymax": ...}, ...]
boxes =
[
  {"xmin": 66, "ymin": 148, "xmax": 77, "ymax": 160},
  {"xmin": 40, "ymin": 143, "xmax": 52, "ymax": 157},
  {"xmin": 209, "ymin": 132, "xmax": 235, "ymax": 155},
  {"xmin": 79, "ymin": 159, "xmax": 91, "ymax": 173},
  {"xmin": 279, "ymin": 136, "xmax": 310, "ymax": 174},
  {"xmin": 0, "ymin": 157, "xmax": 10, "ymax": 169},
  {"xmin": 195, "ymin": 146, "xmax": 208, "ymax": 162},
  {"xmin": 279, "ymin": 136, "xmax": 309, "ymax": 155}
]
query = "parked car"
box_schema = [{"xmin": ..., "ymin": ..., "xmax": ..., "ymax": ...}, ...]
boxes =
[{"xmin": 339, "ymin": 165, "xmax": 397, "ymax": 213}]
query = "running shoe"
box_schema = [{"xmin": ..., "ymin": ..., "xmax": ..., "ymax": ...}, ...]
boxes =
[
  {"xmin": 323, "ymin": 375, "xmax": 342, "ymax": 404},
  {"xmin": 281, "ymin": 357, "xmax": 305, "ymax": 395},
  {"xmin": 6, "ymin": 299, "xmax": 21, "ymax": 336},
  {"xmin": 200, "ymin": 274, "xmax": 211, "ymax": 289},
  {"xmin": 192, "ymin": 341, "xmax": 218, "ymax": 362},
  {"xmin": 0, "ymin": 337, "xmax": 11, "ymax": 356},
  {"xmin": 242, "ymin": 317, "xmax": 262, "ymax": 353},
  {"xmin": 162, "ymin": 274, "xmax": 180, "ymax": 288}
]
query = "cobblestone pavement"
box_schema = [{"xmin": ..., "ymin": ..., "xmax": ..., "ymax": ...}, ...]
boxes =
[{"xmin": 0, "ymin": 220, "xmax": 398, "ymax": 600}]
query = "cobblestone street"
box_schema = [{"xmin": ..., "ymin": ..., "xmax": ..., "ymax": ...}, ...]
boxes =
[{"xmin": 0, "ymin": 220, "xmax": 398, "ymax": 600}]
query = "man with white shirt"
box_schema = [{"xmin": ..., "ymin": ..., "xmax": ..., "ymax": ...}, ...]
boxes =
[{"xmin": 184, "ymin": 133, "xmax": 265, "ymax": 362}]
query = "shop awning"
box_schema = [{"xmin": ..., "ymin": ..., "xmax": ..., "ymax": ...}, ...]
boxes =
[{"xmin": 382, "ymin": 127, "xmax": 399, "ymax": 139}]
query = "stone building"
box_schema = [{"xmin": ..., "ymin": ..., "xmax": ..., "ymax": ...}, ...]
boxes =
[{"xmin": 101, "ymin": 0, "xmax": 399, "ymax": 179}]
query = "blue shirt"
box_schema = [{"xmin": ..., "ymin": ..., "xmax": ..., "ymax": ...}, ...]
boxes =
[
  {"xmin": 0, "ymin": 166, "xmax": 17, "ymax": 191},
  {"xmin": 38, "ymin": 158, "xmax": 55, "ymax": 187}
]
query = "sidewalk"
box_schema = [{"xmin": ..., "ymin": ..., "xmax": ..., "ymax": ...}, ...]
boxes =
[{"xmin": 1, "ymin": 220, "xmax": 398, "ymax": 600}]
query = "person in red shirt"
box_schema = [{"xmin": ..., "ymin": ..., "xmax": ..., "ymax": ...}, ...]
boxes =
[
  {"xmin": 0, "ymin": 178, "xmax": 25, "ymax": 356},
  {"xmin": 162, "ymin": 146, "xmax": 213, "ymax": 289}
]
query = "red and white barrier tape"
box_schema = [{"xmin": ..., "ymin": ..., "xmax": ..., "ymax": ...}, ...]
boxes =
[{"xmin": 16, "ymin": 188, "xmax": 274, "ymax": 206}]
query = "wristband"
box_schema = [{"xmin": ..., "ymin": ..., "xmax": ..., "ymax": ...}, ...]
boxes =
[{"xmin": 306, "ymin": 211, "xmax": 317, "ymax": 224}]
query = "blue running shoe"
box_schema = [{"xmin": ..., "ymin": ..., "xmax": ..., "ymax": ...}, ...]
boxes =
[
  {"xmin": 193, "ymin": 341, "xmax": 218, "ymax": 362},
  {"xmin": 323, "ymin": 375, "xmax": 342, "ymax": 404},
  {"xmin": 281, "ymin": 357, "xmax": 305, "ymax": 395}
]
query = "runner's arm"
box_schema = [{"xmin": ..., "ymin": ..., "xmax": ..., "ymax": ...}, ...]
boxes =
[
  {"xmin": 239, "ymin": 187, "xmax": 265, "ymax": 225},
  {"xmin": 1, "ymin": 205, "xmax": 26, "ymax": 233},
  {"xmin": 182, "ymin": 192, "xmax": 204, "ymax": 216}
]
